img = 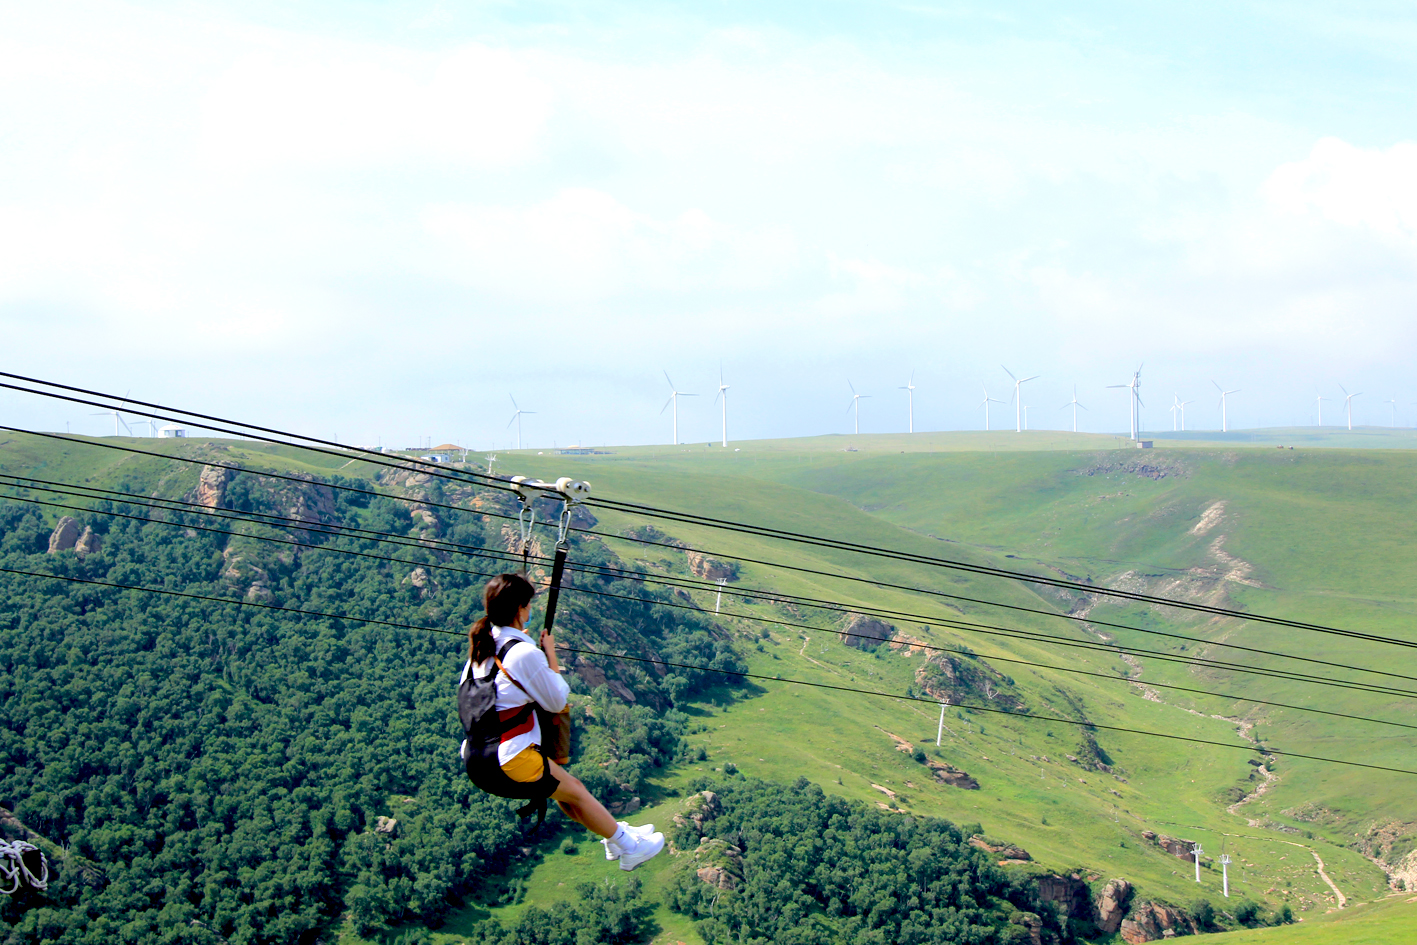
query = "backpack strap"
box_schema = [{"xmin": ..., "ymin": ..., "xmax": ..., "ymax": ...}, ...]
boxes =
[{"xmin": 493, "ymin": 638, "xmax": 534, "ymax": 700}]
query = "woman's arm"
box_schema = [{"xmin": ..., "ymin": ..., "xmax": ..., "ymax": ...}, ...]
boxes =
[
  {"xmin": 513, "ymin": 640, "xmax": 570, "ymax": 713},
  {"xmin": 541, "ymin": 629, "xmax": 560, "ymax": 673}
]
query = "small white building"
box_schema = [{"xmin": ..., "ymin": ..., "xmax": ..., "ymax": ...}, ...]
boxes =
[{"xmin": 158, "ymin": 425, "xmax": 188, "ymax": 438}]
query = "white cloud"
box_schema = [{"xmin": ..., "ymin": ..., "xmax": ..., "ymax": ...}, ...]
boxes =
[{"xmin": 1263, "ymin": 137, "xmax": 1417, "ymax": 245}]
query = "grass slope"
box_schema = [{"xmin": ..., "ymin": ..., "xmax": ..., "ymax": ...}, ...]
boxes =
[{"xmin": 5, "ymin": 431, "xmax": 1413, "ymax": 943}]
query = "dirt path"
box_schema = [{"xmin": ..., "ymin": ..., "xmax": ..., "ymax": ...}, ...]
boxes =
[{"xmin": 1310, "ymin": 850, "xmax": 1348, "ymax": 908}]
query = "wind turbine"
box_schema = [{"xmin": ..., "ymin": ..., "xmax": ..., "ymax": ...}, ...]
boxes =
[
  {"xmin": 507, "ymin": 396, "xmax": 535, "ymax": 450},
  {"xmin": 1169, "ymin": 395, "xmax": 1180, "ymax": 432},
  {"xmin": 1106, "ymin": 366, "xmax": 1143, "ymax": 440},
  {"xmin": 1002, "ymin": 366, "xmax": 1039, "ymax": 433},
  {"xmin": 714, "ymin": 367, "xmax": 729, "ymax": 447},
  {"xmin": 1385, "ymin": 397, "xmax": 1398, "ymax": 427},
  {"xmin": 846, "ymin": 381, "xmax": 870, "ymax": 434},
  {"xmin": 1060, "ymin": 386, "xmax": 1087, "ymax": 433},
  {"xmin": 979, "ymin": 385, "xmax": 1004, "ymax": 431},
  {"xmin": 91, "ymin": 391, "xmax": 133, "ymax": 437},
  {"xmin": 661, "ymin": 372, "xmax": 696, "ymax": 445},
  {"xmin": 1341, "ymin": 385, "xmax": 1360, "ymax": 431},
  {"xmin": 1213, "ymin": 381, "xmax": 1239, "ymax": 433},
  {"xmin": 1178, "ymin": 397, "xmax": 1192, "ymax": 432},
  {"xmin": 900, "ymin": 372, "xmax": 917, "ymax": 434},
  {"xmin": 1022, "ymin": 404, "xmax": 1031, "ymax": 430},
  {"xmin": 1315, "ymin": 393, "xmax": 1327, "ymax": 426}
]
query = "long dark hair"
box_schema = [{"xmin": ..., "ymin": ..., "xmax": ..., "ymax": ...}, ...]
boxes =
[{"xmin": 469, "ymin": 572, "xmax": 536, "ymax": 664}]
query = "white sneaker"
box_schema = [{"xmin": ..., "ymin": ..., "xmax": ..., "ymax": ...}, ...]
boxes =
[
  {"xmin": 601, "ymin": 822, "xmax": 656, "ymax": 861},
  {"xmin": 615, "ymin": 831, "xmax": 665, "ymax": 872}
]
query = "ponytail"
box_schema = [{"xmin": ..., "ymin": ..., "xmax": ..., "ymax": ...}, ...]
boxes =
[{"xmin": 469, "ymin": 572, "xmax": 536, "ymax": 664}]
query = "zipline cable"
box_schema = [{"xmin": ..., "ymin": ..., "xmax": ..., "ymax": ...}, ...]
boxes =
[
  {"xmin": 8, "ymin": 469, "xmax": 1417, "ymax": 694},
  {"xmin": 10, "ymin": 486, "xmax": 1417, "ymax": 712},
  {"xmin": 4, "ymin": 375, "xmax": 1415, "ymax": 653},
  {"xmin": 7, "ymin": 425, "xmax": 1414, "ymax": 685},
  {"xmin": 1, "ymin": 563, "xmax": 1412, "ymax": 778}
]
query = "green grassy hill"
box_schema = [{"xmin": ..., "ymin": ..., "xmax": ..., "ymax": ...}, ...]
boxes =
[
  {"xmin": 3, "ymin": 429, "xmax": 1415, "ymax": 944},
  {"xmin": 486, "ymin": 431, "xmax": 1417, "ymax": 941}
]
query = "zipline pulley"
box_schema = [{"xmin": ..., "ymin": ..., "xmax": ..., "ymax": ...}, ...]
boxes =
[{"xmin": 508, "ymin": 476, "xmax": 591, "ymax": 634}]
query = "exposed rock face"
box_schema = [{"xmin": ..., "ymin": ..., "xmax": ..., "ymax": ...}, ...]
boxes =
[
  {"xmin": 1094, "ymin": 878, "xmax": 1133, "ymax": 933},
  {"xmin": 373, "ymin": 816, "xmax": 398, "ymax": 837},
  {"xmin": 914, "ymin": 651, "xmax": 1024, "ymax": 710},
  {"xmin": 403, "ymin": 566, "xmax": 440, "ymax": 598},
  {"xmin": 691, "ymin": 837, "xmax": 744, "ymax": 890},
  {"xmin": 48, "ymin": 517, "xmax": 81, "ymax": 553},
  {"xmin": 622, "ymin": 525, "xmax": 687, "ymax": 548},
  {"xmin": 969, "ymin": 836, "xmax": 1031, "ymax": 862},
  {"xmin": 673, "ymin": 791, "xmax": 722, "ymax": 834},
  {"xmin": 1009, "ymin": 911, "xmax": 1044, "ymax": 945},
  {"xmin": 196, "ymin": 465, "xmax": 231, "ymax": 508},
  {"xmin": 927, "ymin": 761, "xmax": 980, "ymax": 790},
  {"xmin": 1037, "ymin": 873, "xmax": 1090, "ymax": 920},
  {"xmin": 75, "ymin": 526, "xmax": 102, "ymax": 558},
  {"xmin": 1120, "ymin": 902, "xmax": 1195, "ymax": 943},
  {"xmin": 686, "ymin": 551, "xmax": 739, "ymax": 582},
  {"xmin": 841, "ymin": 613, "xmax": 895, "ymax": 650}
]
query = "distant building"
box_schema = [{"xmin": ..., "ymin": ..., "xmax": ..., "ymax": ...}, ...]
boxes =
[
  {"xmin": 159, "ymin": 425, "xmax": 188, "ymax": 438},
  {"xmin": 1136, "ymin": 440, "xmax": 1153, "ymax": 449},
  {"xmin": 420, "ymin": 454, "xmax": 450, "ymax": 463}
]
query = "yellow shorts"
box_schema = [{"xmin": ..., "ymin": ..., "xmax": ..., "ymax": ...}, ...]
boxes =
[{"xmin": 501, "ymin": 746, "xmax": 546, "ymax": 783}]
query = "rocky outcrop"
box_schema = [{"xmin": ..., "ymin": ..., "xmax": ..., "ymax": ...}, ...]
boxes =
[
  {"xmin": 48, "ymin": 517, "xmax": 80, "ymax": 553},
  {"xmin": 622, "ymin": 525, "xmax": 687, "ymax": 548},
  {"xmin": 927, "ymin": 761, "xmax": 979, "ymax": 790},
  {"xmin": 75, "ymin": 526, "xmax": 102, "ymax": 558},
  {"xmin": 1094, "ymin": 878, "xmax": 1133, "ymax": 933},
  {"xmin": 196, "ymin": 465, "xmax": 231, "ymax": 508},
  {"xmin": 1037, "ymin": 873, "xmax": 1090, "ymax": 921},
  {"xmin": 841, "ymin": 613, "xmax": 895, "ymax": 650},
  {"xmin": 373, "ymin": 816, "xmax": 398, "ymax": 838},
  {"xmin": 915, "ymin": 652, "xmax": 1025, "ymax": 710},
  {"xmin": 969, "ymin": 836, "xmax": 1031, "ymax": 862},
  {"xmin": 691, "ymin": 837, "xmax": 744, "ymax": 891},
  {"xmin": 403, "ymin": 566, "xmax": 440, "ymax": 598},
  {"xmin": 609, "ymin": 796, "xmax": 642, "ymax": 816},
  {"xmin": 673, "ymin": 791, "xmax": 722, "ymax": 834},
  {"xmin": 687, "ymin": 551, "xmax": 739, "ymax": 582},
  {"xmin": 1119, "ymin": 902, "xmax": 1195, "ymax": 943},
  {"xmin": 1142, "ymin": 831, "xmax": 1199, "ymax": 861}
]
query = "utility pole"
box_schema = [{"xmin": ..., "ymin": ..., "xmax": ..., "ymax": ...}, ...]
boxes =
[
  {"xmin": 1220, "ymin": 854, "xmax": 1231, "ymax": 898},
  {"xmin": 715, "ymin": 579, "xmax": 725, "ymax": 614},
  {"xmin": 937, "ymin": 704, "xmax": 946, "ymax": 746},
  {"xmin": 1193, "ymin": 844, "xmax": 1204, "ymax": 883}
]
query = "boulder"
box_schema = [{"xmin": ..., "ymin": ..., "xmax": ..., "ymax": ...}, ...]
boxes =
[
  {"xmin": 696, "ymin": 865, "xmax": 738, "ymax": 890},
  {"xmin": 75, "ymin": 526, "xmax": 102, "ymax": 558},
  {"xmin": 1120, "ymin": 902, "xmax": 1195, "ymax": 943},
  {"xmin": 609, "ymin": 797, "xmax": 642, "ymax": 816},
  {"xmin": 1094, "ymin": 878, "xmax": 1133, "ymax": 933},
  {"xmin": 689, "ymin": 837, "xmax": 744, "ymax": 890},
  {"xmin": 841, "ymin": 613, "xmax": 895, "ymax": 650},
  {"xmin": 687, "ymin": 551, "xmax": 739, "ymax": 582},
  {"xmin": 373, "ymin": 816, "xmax": 398, "ymax": 838},
  {"xmin": 403, "ymin": 566, "xmax": 440, "ymax": 598},
  {"xmin": 48, "ymin": 517, "xmax": 81, "ymax": 553}
]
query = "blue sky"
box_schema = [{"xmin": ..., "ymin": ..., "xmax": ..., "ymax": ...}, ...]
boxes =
[{"xmin": 3, "ymin": 1, "xmax": 1417, "ymax": 447}]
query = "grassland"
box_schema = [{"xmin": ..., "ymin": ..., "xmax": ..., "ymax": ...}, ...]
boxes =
[{"xmin": 5, "ymin": 428, "xmax": 1415, "ymax": 943}]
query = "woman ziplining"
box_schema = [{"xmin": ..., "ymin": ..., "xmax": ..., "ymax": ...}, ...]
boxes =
[{"xmin": 457, "ymin": 572, "xmax": 665, "ymax": 870}]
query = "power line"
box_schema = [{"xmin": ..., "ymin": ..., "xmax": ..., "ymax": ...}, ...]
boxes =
[
  {"xmin": 4, "ymin": 440, "xmax": 1413, "ymax": 693},
  {"xmin": 5, "ymin": 375, "xmax": 1414, "ymax": 653},
  {"xmin": 9, "ymin": 479, "xmax": 1417, "ymax": 703},
  {"xmin": 0, "ymin": 564, "xmax": 1413, "ymax": 779},
  {"xmin": 8, "ymin": 425, "xmax": 1413, "ymax": 693},
  {"xmin": 553, "ymin": 645, "xmax": 1417, "ymax": 777}
]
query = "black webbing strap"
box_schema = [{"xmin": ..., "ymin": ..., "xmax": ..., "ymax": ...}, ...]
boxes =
[{"xmin": 542, "ymin": 543, "xmax": 569, "ymax": 634}]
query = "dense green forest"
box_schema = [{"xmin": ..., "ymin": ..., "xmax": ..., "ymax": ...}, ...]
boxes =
[
  {"xmin": 0, "ymin": 465, "xmax": 739, "ymax": 944},
  {"xmin": 664, "ymin": 777, "xmax": 1069, "ymax": 945}
]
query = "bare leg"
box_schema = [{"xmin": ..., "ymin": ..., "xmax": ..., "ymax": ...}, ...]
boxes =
[{"xmin": 547, "ymin": 759, "xmax": 618, "ymax": 838}]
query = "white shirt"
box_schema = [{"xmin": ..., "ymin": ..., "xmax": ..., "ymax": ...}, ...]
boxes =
[{"xmin": 459, "ymin": 626, "xmax": 570, "ymax": 766}]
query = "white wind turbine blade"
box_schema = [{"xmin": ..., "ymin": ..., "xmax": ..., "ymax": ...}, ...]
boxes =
[
  {"xmin": 661, "ymin": 395, "xmax": 675, "ymax": 414},
  {"xmin": 1001, "ymin": 365, "xmax": 1017, "ymax": 382}
]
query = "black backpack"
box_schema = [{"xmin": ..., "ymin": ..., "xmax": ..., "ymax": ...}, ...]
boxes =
[{"xmin": 457, "ymin": 639, "xmax": 559, "ymax": 815}]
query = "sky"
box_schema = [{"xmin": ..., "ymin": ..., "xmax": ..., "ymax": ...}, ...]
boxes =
[{"xmin": 3, "ymin": 1, "xmax": 1417, "ymax": 449}]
